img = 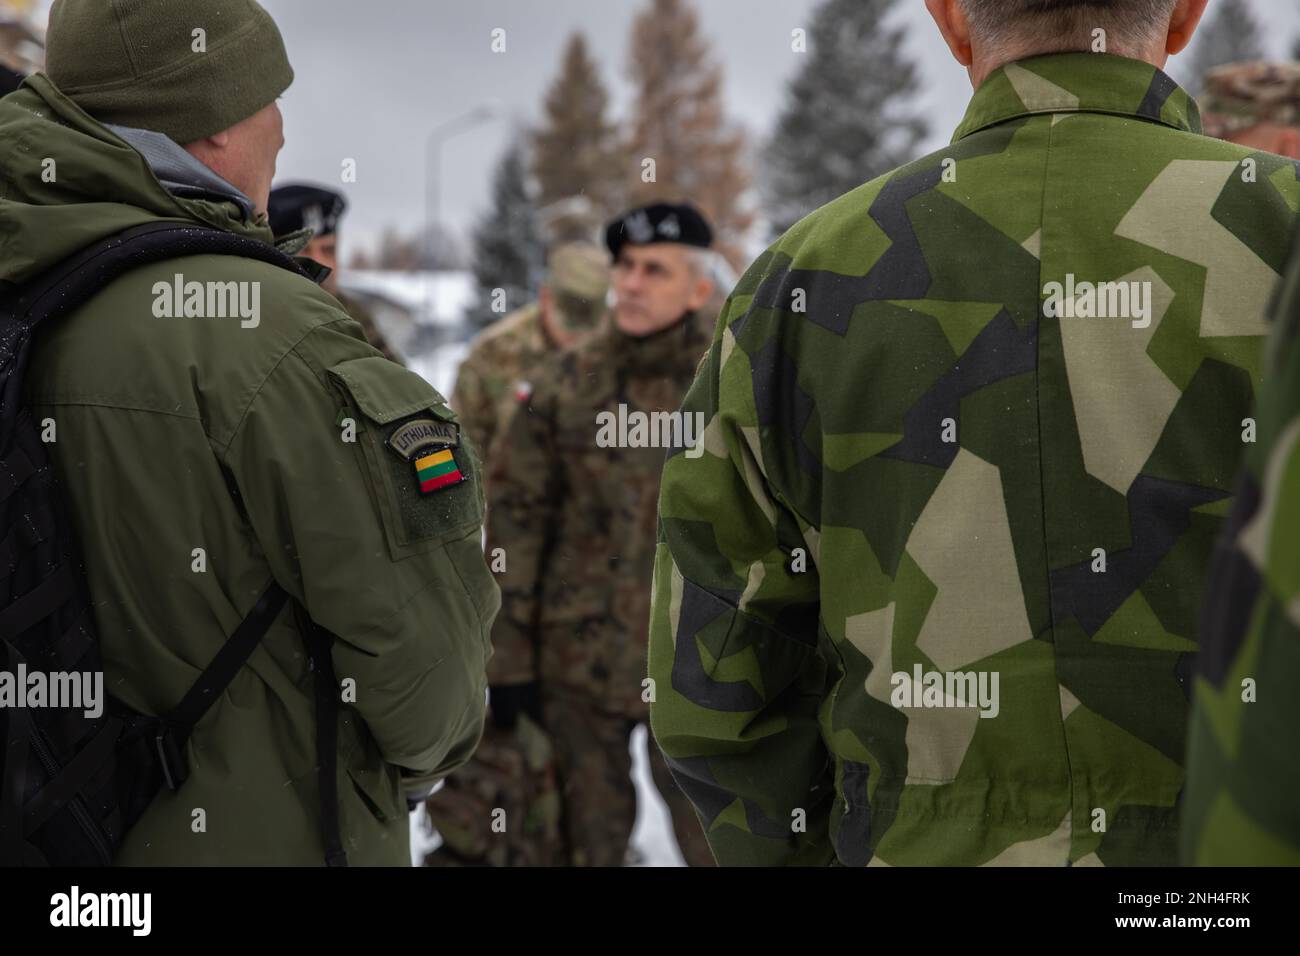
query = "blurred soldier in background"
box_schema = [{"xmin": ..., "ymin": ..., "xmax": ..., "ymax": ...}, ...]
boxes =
[
  {"xmin": 420, "ymin": 691, "xmax": 566, "ymax": 867},
  {"xmin": 0, "ymin": 0, "xmax": 43, "ymax": 95},
  {"xmin": 487, "ymin": 202, "xmax": 718, "ymax": 866},
  {"xmin": 268, "ymin": 182, "xmax": 404, "ymax": 363},
  {"xmin": 1183, "ymin": 227, "xmax": 1300, "ymax": 866},
  {"xmin": 422, "ymin": 243, "xmax": 608, "ymax": 867},
  {"xmin": 452, "ymin": 243, "xmax": 610, "ymax": 469},
  {"xmin": 1200, "ymin": 61, "xmax": 1300, "ymax": 159}
]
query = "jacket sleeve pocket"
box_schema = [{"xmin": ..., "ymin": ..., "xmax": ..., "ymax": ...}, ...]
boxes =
[{"xmin": 328, "ymin": 356, "xmax": 485, "ymax": 559}]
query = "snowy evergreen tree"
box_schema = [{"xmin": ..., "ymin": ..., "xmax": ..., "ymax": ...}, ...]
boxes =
[
  {"xmin": 467, "ymin": 138, "xmax": 546, "ymax": 329},
  {"xmin": 625, "ymin": 0, "xmax": 753, "ymax": 270},
  {"xmin": 1182, "ymin": 0, "xmax": 1264, "ymax": 94},
  {"xmin": 532, "ymin": 32, "xmax": 625, "ymax": 243},
  {"xmin": 763, "ymin": 0, "xmax": 927, "ymax": 235}
]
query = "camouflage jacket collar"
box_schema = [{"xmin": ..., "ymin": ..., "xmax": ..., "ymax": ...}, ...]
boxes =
[
  {"xmin": 952, "ymin": 52, "xmax": 1201, "ymax": 143},
  {"xmin": 607, "ymin": 310, "xmax": 711, "ymax": 376}
]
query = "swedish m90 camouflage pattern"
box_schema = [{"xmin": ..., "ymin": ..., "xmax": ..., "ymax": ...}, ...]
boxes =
[
  {"xmin": 1183, "ymin": 230, "xmax": 1300, "ymax": 866},
  {"xmin": 647, "ymin": 52, "xmax": 1300, "ymax": 866}
]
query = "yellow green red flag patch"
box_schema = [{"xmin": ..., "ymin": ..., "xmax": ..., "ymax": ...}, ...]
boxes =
[{"xmin": 415, "ymin": 448, "xmax": 465, "ymax": 494}]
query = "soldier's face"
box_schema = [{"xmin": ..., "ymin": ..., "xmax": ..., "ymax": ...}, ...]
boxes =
[
  {"xmin": 611, "ymin": 245, "xmax": 714, "ymax": 337},
  {"xmin": 305, "ymin": 235, "xmax": 340, "ymax": 293}
]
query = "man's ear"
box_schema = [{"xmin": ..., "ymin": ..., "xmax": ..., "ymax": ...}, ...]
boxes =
[
  {"xmin": 1166, "ymin": 0, "xmax": 1210, "ymax": 56},
  {"xmin": 925, "ymin": 0, "xmax": 973, "ymax": 68},
  {"xmin": 188, "ymin": 129, "xmax": 230, "ymax": 151},
  {"xmin": 689, "ymin": 276, "xmax": 716, "ymax": 312}
]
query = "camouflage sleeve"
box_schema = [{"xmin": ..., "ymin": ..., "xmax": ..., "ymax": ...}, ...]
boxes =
[
  {"xmin": 1183, "ymin": 236, "xmax": 1300, "ymax": 865},
  {"xmin": 647, "ymin": 276, "xmax": 834, "ymax": 867},
  {"xmin": 484, "ymin": 386, "xmax": 563, "ymax": 687},
  {"xmin": 451, "ymin": 354, "xmax": 497, "ymax": 466}
]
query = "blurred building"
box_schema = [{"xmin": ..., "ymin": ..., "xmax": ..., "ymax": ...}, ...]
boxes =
[
  {"xmin": 341, "ymin": 269, "xmax": 478, "ymax": 393},
  {"xmin": 0, "ymin": 0, "xmax": 43, "ymax": 80}
]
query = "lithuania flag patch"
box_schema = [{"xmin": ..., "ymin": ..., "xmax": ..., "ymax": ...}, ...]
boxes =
[{"xmin": 415, "ymin": 448, "xmax": 465, "ymax": 494}]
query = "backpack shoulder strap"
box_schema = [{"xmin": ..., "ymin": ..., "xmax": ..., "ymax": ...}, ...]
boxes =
[
  {"xmin": 4, "ymin": 222, "xmax": 346, "ymax": 866},
  {"xmin": 2, "ymin": 221, "xmax": 306, "ymax": 330}
]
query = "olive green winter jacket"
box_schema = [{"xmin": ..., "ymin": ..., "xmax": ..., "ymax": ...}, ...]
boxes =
[{"xmin": 1, "ymin": 74, "xmax": 498, "ymax": 866}]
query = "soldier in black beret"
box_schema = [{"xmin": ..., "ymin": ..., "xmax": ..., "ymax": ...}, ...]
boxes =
[
  {"xmin": 0, "ymin": 66, "xmax": 23, "ymax": 97},
  {"xmin": 268, "ymin": 182, "xmax": 403, "ymax": 364},
  {"xmin": 604, "ymin": 201, "xmax": 714, "ymax": 262},
  {"xmin": 483, "ymin": 199, "xmax": 721, "ymax": 866}
]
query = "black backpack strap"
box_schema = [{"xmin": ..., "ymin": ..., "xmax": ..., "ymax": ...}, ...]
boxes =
[
  {"xmin": 5, "ymin": 221, "xmax": 346, "ymax": 866},
  {"xmin": 113, "ymin": 581, "xmax": 349, "ymax": 867},
  {"xmin": 3, "ymin": 221, "xmax": 306, "ymax": 331},
  {"xmin": 0, "ymin": 654, "xmax": 30, "ymax": 862},
  {"xmin": 294, "ymin": 602, "xmax": 349, "ymax": 867},
  {"xmin": 148, "ymin": 580, "xmax": 292, "ymax": 788}
]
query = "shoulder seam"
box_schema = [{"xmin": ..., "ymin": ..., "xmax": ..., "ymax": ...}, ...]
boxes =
[{"xmin": 217, "ymin": 315, "xmax": 356, "ymax": 459}]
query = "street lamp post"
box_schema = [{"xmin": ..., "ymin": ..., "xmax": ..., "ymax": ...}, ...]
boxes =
[{"xmin": 424, "ymin": 104, "xmax": 499, "ymax": 322}]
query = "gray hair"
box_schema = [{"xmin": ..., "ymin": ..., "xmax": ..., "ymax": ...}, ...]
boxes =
[
  {"xmin": 684, "ymin": 247, "xmax": 720, "ymax": 283},
  {"xmin": 960, "ymin": 0, "xmax": 1179, "ymax": 57}
]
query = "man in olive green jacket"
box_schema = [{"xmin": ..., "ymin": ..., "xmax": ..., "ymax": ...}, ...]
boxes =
[{"xmin": 0, "ymin": 0, "xmax": 498, "ymax": 865}]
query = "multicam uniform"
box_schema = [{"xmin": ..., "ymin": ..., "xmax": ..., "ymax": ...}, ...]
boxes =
[
  {"xmin": 489, "ymin": 315, "xmax": 717, "ymax": 866},
  {"xmin": 1199, "ymin": 60, "xmax": 1300, "ymax": 140},
  {"xmin": 426, "ymin": 246, "xmax": 609, "ymax": 866},
  {"xmin": 452, "ymin": 302, "xmax": 556, "ymax": 470}
]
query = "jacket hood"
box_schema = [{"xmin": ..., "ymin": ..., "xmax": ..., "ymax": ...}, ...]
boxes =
[{"xmin": 0, "ymin": 73, "xmax": 276, "ymax": 289}]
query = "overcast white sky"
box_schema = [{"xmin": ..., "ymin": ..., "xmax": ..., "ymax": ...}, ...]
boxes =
[{"xmin": 45, "ymin": 0, "xmax": 1300, "ymax": 258}]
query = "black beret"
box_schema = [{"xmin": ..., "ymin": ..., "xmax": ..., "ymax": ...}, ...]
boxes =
[
  {"xmin": 0, "ymin": 66, "xmax": 23, "ymax": 97},
  {"xmin": 267, "ymin": 183, "xmax": 347, "ymax": 239},
  {"xmin": 605, "ymin": 202, "xmax": 713, "ymax": 259}
]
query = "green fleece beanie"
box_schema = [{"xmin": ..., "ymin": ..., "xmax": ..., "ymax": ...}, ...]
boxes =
[{"xmin": 44, "ymin": 0, "xmax": 294, "ymax": 144}]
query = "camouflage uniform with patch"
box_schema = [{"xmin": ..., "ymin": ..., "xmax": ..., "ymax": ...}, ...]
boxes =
[
  {"xmin": 1183, "ymin": 229, "xmax": 1300, "ymax": 866},
  {"xmin": 489, "ymin": 312, "xmax": 716, "ymax": 866},
  {"xmin": 647, "ymin": 52, "xmax": 1300, "ymax": 866},
  {"xmin": 452, "ymin": 244, "xmax": 610, "ymax": 470},
  {"xmin": 424, "ymin": 244, "xmax": 609, "ymax": 866},
  {"xmin": 1200, "ymin": 61, "xmax": 1300, "ymax": 140}
]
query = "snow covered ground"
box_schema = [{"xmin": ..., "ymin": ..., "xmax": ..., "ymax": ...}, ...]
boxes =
[
  {"xmin": 410, "ymin": 724, "xmax": 685, "ymax": 867},
  {"xmin": 406, "ymin": 341, "xmax": 469, "ymax": 399}
]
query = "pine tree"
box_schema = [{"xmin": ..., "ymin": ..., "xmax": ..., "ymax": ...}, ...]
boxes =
[
  {"xmin": 625, "ymin": 0, "xmax": 753, "ymax": 269},
  {"xmin": 764, "ymin": 0, "xmax": 927, "ymax": 236},
  {"xmin": 467, "ymin": 138, "xmax": 546, "ymax": 329},
  {"xmin": 1182, "ymin": 0, "xmax": 1264, "ymax": 94},
  {"xmin": 532, "ymin": 32, "xmax": 625, "ymax": 243}
]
